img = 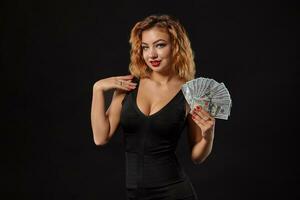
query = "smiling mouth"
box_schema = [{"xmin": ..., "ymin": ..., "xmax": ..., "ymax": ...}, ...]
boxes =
[{"xmin": 150, "ymin": 61, "xmax": 161, "ymax": 67}]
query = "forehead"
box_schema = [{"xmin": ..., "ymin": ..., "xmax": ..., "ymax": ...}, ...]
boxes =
[{"xmin": 141, "ymin": 27, "xmax": 170, "ymax": 43}]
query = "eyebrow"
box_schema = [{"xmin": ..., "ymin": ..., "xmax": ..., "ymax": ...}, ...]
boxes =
[{"xmin": 141, "ymin": 39, "xmax": 167, "ymax": 45}]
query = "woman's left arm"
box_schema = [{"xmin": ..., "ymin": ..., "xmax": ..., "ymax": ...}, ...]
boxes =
[{"xmin": 186, "ymin": 104, "xmax": 216, "ymax": 164}]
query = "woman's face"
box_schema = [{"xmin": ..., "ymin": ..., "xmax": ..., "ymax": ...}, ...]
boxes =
[{"xmin": 141, "ymin": 27, "xmax": 172, "ymax": 74}]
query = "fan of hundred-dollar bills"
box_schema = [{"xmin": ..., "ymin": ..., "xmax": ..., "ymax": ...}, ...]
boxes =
[{"xmin": 181, "ymin": 77, "xmax": 232, "ymax": 120}]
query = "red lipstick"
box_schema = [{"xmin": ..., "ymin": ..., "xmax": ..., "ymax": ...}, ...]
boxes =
[{"xmin": 150, "ymin": 60, "xmax": 161, "ymax": 67}]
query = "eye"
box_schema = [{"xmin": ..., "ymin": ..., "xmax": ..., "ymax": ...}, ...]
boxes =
[
  {"xmin": 156, "ymin": 43, "xmax": 166, "ymax": 48},
  {"xmin": 142, "ymin": 46, "xmax": 149, "ymax": 50}
]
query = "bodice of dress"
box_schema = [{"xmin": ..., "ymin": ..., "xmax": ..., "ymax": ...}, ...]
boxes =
[{"xmin": 120, "ymin": 77, "xmax": 188, "ymax": 188}]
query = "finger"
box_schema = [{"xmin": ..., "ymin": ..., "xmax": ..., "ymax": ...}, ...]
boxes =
[
  {"xmin": 200, "ymin": 112, "xmax": 210, "ymax": 121},
  {"xmin": 114, "ymin": 78, "xmax": 128, "ymax": 90},
  {"xmin": 118, "ymin": 80, "xmax": 137, "ymax": 91},
  {"xmin": 115, "ymin": 78, "xmax": 132, "ymax": 86},
  {"xmin": 192, "ymin": 107, "xmax": 208, "ymax": 121},
  {"xmin": 124, "ymin": 80, "xmax": 138, "ymax": 86},
  {"xmin": 191, "ymin": 112, "xmax": 215, "ymax": 136},
  {"xmin": 191, "ymin": 114, "xmax": 206, "ymax": 128},
  {"xmin": 194, "ymin": 105, "xmax": 213, "ymax": 121},
  {"xmin": 191, "ymin": 112, "xmax": 209, "ymax": 128},
  {"xmin": 119, "ymin": 74, "xmax": 134, "ymax": 80},
  {"xmin": 200, "ymin": 109, "xmax": 212, "ymax": 120},
  {"xmin": 207, "ymin": 120, "xmax": 215, "ymax": 127},
  {"xmin": 119, "ymin": 84, "xmax": 133, "ymax": 91},
  {"xmin": 122, "ymin": 80, "xmax": 137, "ymax": 89},
  {"xmin": 128, "ymin": 84, "xmax": 137, "ymax": 89},
  {"xmin": 117, "ymin": 77, "xmax": 137, "ymax": 89}
]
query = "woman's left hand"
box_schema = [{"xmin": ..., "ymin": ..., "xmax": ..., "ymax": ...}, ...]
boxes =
[{"xmin": 191, "ymin": 105, "xmax": 215, "ymax": 139}]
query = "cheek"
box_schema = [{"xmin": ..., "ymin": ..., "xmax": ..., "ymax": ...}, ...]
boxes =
[
  {"xmin": 142, "ymin": 51, "xmax": 148, "ymax": 61},
  {"xmin": 160, "ymin": 48, "xmax": 172, "ymax": 59}
]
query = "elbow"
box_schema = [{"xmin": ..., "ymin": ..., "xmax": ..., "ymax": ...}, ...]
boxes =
[
  {"xmin": 192, "ymin": 157, "xmax": 206, "ymax": 165},
  {"xmin": 94, "ymin": 138, "xmax": 109, "ymax": 146},
  {"xmin": 92, "ymin": 129, "xmax": 110, "ymax": 146},
  {"xmin": 191, "ymin": 152, "xmax": 211, "ymax": 165}
]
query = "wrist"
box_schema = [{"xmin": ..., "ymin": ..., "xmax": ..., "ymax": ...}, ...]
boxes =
[
  {"xmin": 93, "ymin": 82, "xmax": 104, "ymax": 92},
  {"xmin": 202, "ymin": 133, "xmax": 214, "ymax": 142}
]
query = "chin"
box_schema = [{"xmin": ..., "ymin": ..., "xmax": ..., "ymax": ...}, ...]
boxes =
[
  {"xmin": 148, "ymin": 64, "xmax": 164, "ymax": 71},
  {"xmin": 150, "ymin": 67, "xmax": 163, "ymax": 72}
]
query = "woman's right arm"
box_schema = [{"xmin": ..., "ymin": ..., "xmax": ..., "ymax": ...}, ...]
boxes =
[{"xmin": 90, "ymin": 75, "xmax": 137, "ymax": 146}]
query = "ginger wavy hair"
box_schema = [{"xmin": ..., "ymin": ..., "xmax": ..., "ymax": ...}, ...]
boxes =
[{"xmin": 128, "ymin": 14, "xmax": 196, "ymax": 81}]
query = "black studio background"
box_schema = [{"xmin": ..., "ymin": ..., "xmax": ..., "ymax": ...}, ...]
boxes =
[{"xmin": 2, "ymin": 0, "xmax": 299, "ymax": 199}]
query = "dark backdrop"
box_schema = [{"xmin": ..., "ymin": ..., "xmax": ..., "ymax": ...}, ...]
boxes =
[{"xmin": 2, "ymin": 0, "xmax": 299, "ymax": 199}]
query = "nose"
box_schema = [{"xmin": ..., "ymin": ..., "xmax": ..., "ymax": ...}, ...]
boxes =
[{"xmin": 149, "ymin": 48, "xmax": 158, "ymax": 58}]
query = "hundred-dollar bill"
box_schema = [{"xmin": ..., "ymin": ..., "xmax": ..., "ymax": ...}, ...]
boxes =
[{"xmin": 182, "ymin": 77, "xmax": 232, "ymax": 120}]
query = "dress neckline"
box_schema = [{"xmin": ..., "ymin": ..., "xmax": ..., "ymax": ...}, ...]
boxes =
[{"xmin": 133, "ymin": 78, "xmax": 183, "ymax": 118}]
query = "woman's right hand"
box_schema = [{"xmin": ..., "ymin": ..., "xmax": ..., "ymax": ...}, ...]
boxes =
[{"xmin": 93, "ymin": 74, "xmax": 137, "ymax": 92}]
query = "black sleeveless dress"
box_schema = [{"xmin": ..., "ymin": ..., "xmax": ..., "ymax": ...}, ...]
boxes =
[{"xmin": 120, "ymin": 77, "xmax": 198, "ymax": 200}]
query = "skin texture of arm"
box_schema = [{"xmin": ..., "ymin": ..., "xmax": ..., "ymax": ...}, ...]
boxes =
[
  {"xmin": 90, "ymin": 86, "xmax": 127, "ymax": 146},
  {"xmin": 186, "ymin": 104, "xmax": 215, "ymax": 164}
]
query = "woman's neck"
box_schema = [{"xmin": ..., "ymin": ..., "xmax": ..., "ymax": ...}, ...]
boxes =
[{"xmin": 149, "ymin": 71, "xmax": 178, "ymax": 86}]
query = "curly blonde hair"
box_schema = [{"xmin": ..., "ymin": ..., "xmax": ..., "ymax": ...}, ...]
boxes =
[{"xmin": 128, "ymin": 14, "xmax": 196, "ymax": 82}]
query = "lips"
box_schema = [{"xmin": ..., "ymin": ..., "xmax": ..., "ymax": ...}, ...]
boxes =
[{"xmin": 150, "ymin": 60, "xmax": 161, "ymax": 67}]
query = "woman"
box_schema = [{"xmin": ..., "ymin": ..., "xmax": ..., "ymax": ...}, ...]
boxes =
[{"xmin": 91, "ymin": 14, "xmax": 215, "ymax": 200}]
